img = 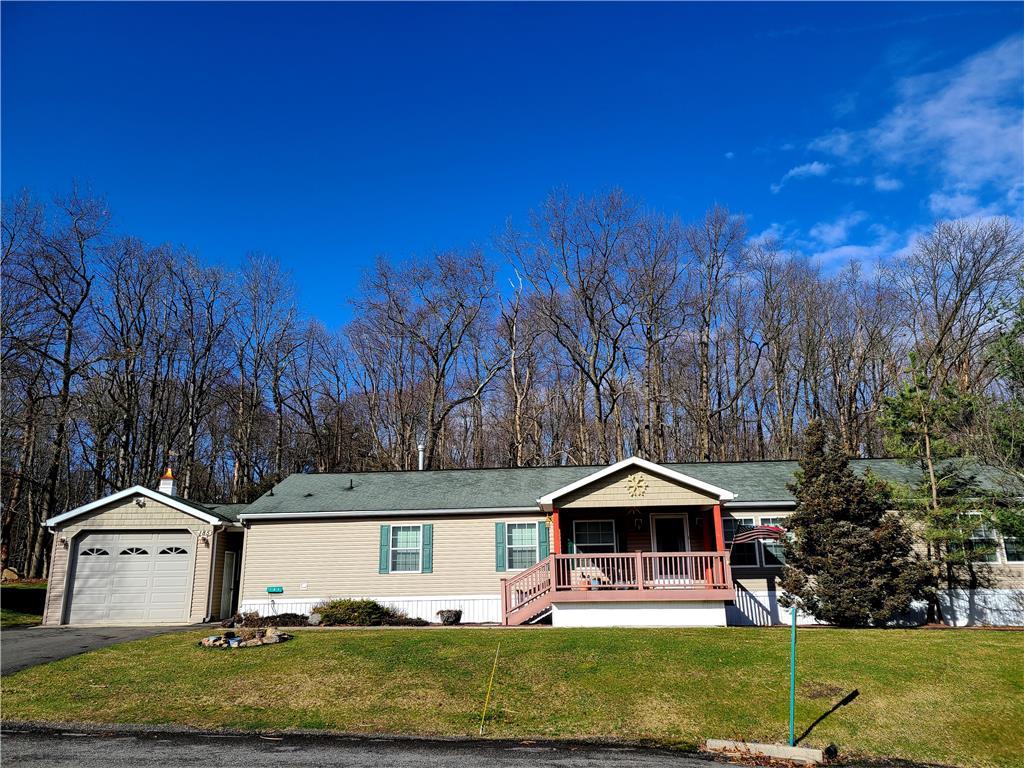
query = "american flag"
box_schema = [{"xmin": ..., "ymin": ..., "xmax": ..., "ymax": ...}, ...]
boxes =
[{"xmin": 731, "ymin": 524, "xmax": 786, "ymax": 544}]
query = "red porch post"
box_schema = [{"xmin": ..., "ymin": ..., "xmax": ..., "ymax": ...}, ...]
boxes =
[
  {"xmin": 551, "ymin": 506, "xmax": 561, "ymax": 555},
  {"xmin": 713, "ymin": 503, "xmax": 726, "ymax": 586}
]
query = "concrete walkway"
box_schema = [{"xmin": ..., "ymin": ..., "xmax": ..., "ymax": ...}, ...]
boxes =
[{"xmin": 1, "ymin": 625, "xmax": 193, "ymax": 675}]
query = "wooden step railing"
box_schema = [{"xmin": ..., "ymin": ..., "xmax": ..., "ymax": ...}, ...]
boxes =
[{"xmin": 501, "ymin": 555, "xmax": 554, "ymax": 624}]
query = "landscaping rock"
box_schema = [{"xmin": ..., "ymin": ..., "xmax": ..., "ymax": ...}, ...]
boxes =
[
  {"xmin": 199, "ymin": 628, "xmax": 292, "ymax": 649},
  {"xmin": 308, "ymin": 613, "xmax": 322, "ymax": 626}
]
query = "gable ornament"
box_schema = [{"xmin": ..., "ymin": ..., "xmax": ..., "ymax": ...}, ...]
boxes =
[{"xmin": 625, "ymin": 472, "xmax": 648, "ymax": 498}]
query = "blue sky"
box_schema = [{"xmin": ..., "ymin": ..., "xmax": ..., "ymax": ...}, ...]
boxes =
[{"xmin": 4, "ymin": 2, "xmax": 1022, "ymax": 327}]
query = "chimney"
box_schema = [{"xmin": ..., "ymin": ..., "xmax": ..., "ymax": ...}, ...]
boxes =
[
  {"xmin": 417, "ymin": 443, "xmax": 425, "ymax": 471},
  {"xmin": 159, "ymin": 467, "xmax": 177, "ymax": 496}
]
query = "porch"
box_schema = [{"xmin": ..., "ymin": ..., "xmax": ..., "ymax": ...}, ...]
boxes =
[
  {"xmin": 502, "ymin": 550, "xmax": 734, "ymax": 624},
  {"xmin": 501, "ymin": 457, "xmax": 737, "ymax": 626},
  {"xmin": 502, "ymin": 504, "xmax": 734, "ymax": 625}
]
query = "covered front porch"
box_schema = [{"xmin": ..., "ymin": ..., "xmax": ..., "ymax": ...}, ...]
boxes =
[{"xmin": 502, "ymin": 458, "xmax": 736, "ymax": 626}]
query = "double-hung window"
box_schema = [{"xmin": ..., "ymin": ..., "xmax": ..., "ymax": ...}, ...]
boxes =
[
  {"xmin": 965, "ymin": 520, "xmax": 999, "ymax": 564},
  {"xmin": 573, "ymin": 520, "xmax": 616, "ymax": 554},
  {"xmin": 390, "ymin": 525, "xmax": 422, "ymax": 572},
  {"xmin": 759, "ymin": 516, "xmax": 787, "ymax": 566},
  {"xmin": 1003, "ymin": 535, "xmax": 1023, "ymax": 564},
  {"xmin": 506, "ymin": 522, "xmax": 540, "ymax": 570},
  {"xmin": 723, "ymin": 517, "xmax": 759, "ymax": 566},
  {"xmin": 723, "ymin": 515, "xmax": 788, "ymax": 567}
]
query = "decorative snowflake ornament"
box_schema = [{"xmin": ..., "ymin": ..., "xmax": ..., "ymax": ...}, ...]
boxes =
[{"xmin": 626, "ymin": 472, "xmax": 648, "ymax": 497}]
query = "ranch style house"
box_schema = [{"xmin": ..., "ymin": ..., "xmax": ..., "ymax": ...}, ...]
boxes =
[{"xmin": 42, "ymin": 457, "xmax": 1024, "ymax": 628}]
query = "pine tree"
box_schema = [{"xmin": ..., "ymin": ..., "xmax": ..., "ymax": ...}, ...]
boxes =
[{"xmin": 780, "ymin": 421, "xmax": 927, "ymax": 627}]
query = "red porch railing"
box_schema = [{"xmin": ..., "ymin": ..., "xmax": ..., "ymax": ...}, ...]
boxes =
[
  {"xmin": 553, "ymin": 551, "xmax": 732, "ymax": 591},
  {"xmin": 501, "ymin": 551, "xmax": 733, "ymax": 625}
]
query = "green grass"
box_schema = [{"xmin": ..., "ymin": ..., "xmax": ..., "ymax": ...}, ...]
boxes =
[
  {"xmin": 2, "ymin": 627, "xmax": 1022, "ymax": 766},
  {"xmin": 1, "ymin": 582, "xmax": 46, "ymax": 628}
]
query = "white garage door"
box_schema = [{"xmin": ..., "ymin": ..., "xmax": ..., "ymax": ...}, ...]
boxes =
[{"xmin": 67, "ymin": 531, "xmax": 193, "ymax": 624}]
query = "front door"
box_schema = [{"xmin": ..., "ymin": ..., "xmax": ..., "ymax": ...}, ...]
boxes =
[
  {"xmin": 652, "ymin": 514, "xmax": 689, "ymax": 552},
  {"xmin": 220, "ymin": 551, "xmax": 237, "ymax": 619}
]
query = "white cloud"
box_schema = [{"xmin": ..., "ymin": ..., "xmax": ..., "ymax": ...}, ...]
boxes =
[
  {"xmin": 809, "ymin": 211, "xmax": 869, "ymax": 247},
  {"xmin": 808, "ymin": 224, "xmax": 913, "ymax": 270},
  {"xmin": 873, "ymin": 174, "xmax": 903, "ymax": 191},
  {"xmin": 751, "ymin": 222, "xmax": 786, "ymax": 244},
  {"xmin": 927, "ymin": 191, "xmax": 998, "ymax": 218},
  {"xmin": 724, "ymin": 151, "xmax": 735, "ymax": 160},
  {"xmin": 770, "ymin": 161, "xmax": 831, "ymax": 193},
  {"xmin": 809, "ymin": 129, "xmax": 858, "ymax": 159},
  {"xmin": 808, "ymin": 36, "xmax": 1023, "ymax": 213}
]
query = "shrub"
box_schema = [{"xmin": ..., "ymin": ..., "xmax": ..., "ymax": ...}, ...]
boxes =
[
  {"xmin": 313, "ymin": 598, "xmax": 428, "ymax": 626},
  {"xmin": 231, "ymin": 612, "xmax": 309, "ymax": 628},
  {"xmin": 436, "ymin": 609, "xmax": 462, "ymax": 625}
]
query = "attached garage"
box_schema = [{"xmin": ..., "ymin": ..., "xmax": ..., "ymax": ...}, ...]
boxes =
[
  {"xmin": 43, "ymin": 480, "xmax": 245, "ymax": 626},
  {"xmin": 66, "ymin": 531, "xmax": 194, "ymax": 623}
]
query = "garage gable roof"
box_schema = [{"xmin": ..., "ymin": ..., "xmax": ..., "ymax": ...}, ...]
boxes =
[
  {"xmin": 536, "ymin": 456, "xmax": 735, "ymax": 511},
  {"xmin": 46, "ymin": 486, "xmax": 226, "ymax": 528}
]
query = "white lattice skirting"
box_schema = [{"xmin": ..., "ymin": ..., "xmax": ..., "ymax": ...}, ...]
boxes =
[
  {"xmin": 239, "ymin": 594, "xmax": 502, "ymax": 624},
  {"xmin": 727, "ymin": 587, "xmax": 1024, "ymax": 627}
]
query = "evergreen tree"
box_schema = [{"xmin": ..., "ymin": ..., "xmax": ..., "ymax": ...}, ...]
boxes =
[
  {"xmin": 880, "ymin": 343, "xmax": 1021, "ymax": 623},
  {"xmin": 780, "ymin": 421, "xmax": 927, "ymax": 627}
]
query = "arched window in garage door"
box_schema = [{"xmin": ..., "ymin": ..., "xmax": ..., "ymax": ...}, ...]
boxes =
[
  {"xmin": 119, "ymin": 547, "xmax": 149, "ymax": 555},
  {"xmin": 158, "ymin": 546, "xmax": 188, "ymax": 555},
  {"xmin": 80, "ymin": 548, "xmax": 109, "ymax": 556}
]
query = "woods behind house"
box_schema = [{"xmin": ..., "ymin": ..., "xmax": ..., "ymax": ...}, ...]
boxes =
[{"xmin": 2, "ymin": 187, "xmax": 1022, "ymax": 577}]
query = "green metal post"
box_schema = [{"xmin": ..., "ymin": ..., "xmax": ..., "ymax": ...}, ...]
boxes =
[{"xmin": 789, "ymin": 605, "xmax": 797, "ymax": 746}]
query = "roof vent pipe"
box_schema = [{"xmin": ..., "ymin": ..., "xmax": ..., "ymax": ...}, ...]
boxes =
[{"xmin": 418, "ymin": 443, "xmax": 425, "ymax": 471}]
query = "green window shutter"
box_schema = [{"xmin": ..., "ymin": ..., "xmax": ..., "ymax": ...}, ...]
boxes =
[
  {"xmin": 538, "ymin": 521, "xmax": 550, "ymax": 557},
  {"xmin": 566, "ymin": 532, "xmax": 575, "ymax": 554},
  {"xmin": 495, "ymin": 522, "xmax": 506, "ymax": 572},
  {"xmin": 379, "ymin": 525, "xmax": 391, "ymax": 574},
  {"xmin": 421, "ymin": 524, "xmax": 433, "ymax": 573}
]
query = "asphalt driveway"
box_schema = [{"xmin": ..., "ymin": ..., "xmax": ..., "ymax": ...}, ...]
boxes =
[
  {"xmin": 0, "ymin": 727, "xmax": 731, "ymax": 768},
  {"xmin": 1, "ymin": 625, "xmax": 192, "ymax": 675}
]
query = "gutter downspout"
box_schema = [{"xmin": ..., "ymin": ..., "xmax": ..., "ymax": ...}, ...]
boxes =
[{"xmin": 204, "ymin": 525, "xmax": 219, "ymax": 623}]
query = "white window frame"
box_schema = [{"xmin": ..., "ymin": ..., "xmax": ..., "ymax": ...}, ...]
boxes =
[
  {"xmin": 758, "ymin": 516, "xmax": 788, "ymax": 567},
  {"xmin": 505, "ymin": 521, "xmax": 541, "ymax": 572},
  {"xmin": 723, "ymin": 515, "xmax": 760, "ymax": 568},
  {"xmin": 1002, "ymin": 533, "xmax": 1024, "ymax": 565},
  {"xmin": 572, "ymin": 519, "xmax": 617, "ymax": 554},
  {"xmin": 723, "ymin": 514, "xmax": 790, "ymax": 568},
  {"xmin": 390, "ymin": 524, "xmax": 423, "ymax": 574},
  {"xmin": 956, "ymin": 511, "xmax": 1000, "ymax": 565}
]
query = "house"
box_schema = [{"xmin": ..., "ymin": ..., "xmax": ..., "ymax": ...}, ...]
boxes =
[{"xmin": 43, "ymin": 457, "xmax": 1024, "ymax": 628}]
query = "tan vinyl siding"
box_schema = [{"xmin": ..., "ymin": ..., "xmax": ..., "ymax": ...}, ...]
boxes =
[
  {"xmin": 558, "ymin": 467, "xmax": 716, "ymax": 508},
  {"xmin": 44, "ymin": 494, "xmax": 218, "ymax": 625},
  {"xmin": 240, "ymin": 514, "xmax": 548, "ymax": 602}
]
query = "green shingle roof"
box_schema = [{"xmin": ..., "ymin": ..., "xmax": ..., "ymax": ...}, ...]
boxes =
[
  {"xmin": 158, "ymin": 493, "xmax": 249, "ymax": 523},
  {"xmin": 201, "ymin": 503, "xmax": 250, "ymax": 522},
  {"xmin": 239, "ymin": 458, "xmax": 1020, "ymax": 519}
]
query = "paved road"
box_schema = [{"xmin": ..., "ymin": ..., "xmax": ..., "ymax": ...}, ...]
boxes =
[
  {"xmin": 1, "ymin": 626, "xmax": 192, "ymax": 675},
  {"xmin": 0, "ymin": 729, "xmax": 728, "ymax": 767}
]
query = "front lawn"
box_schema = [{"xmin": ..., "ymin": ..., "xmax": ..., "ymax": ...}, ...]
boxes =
[
  {"xmin": 1, "ymin": 582, "xmax": 46, "ymax": 628},
  {"xmin": 2, "ymin": 627, "xmax": 1021, "ymax": 767}
]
